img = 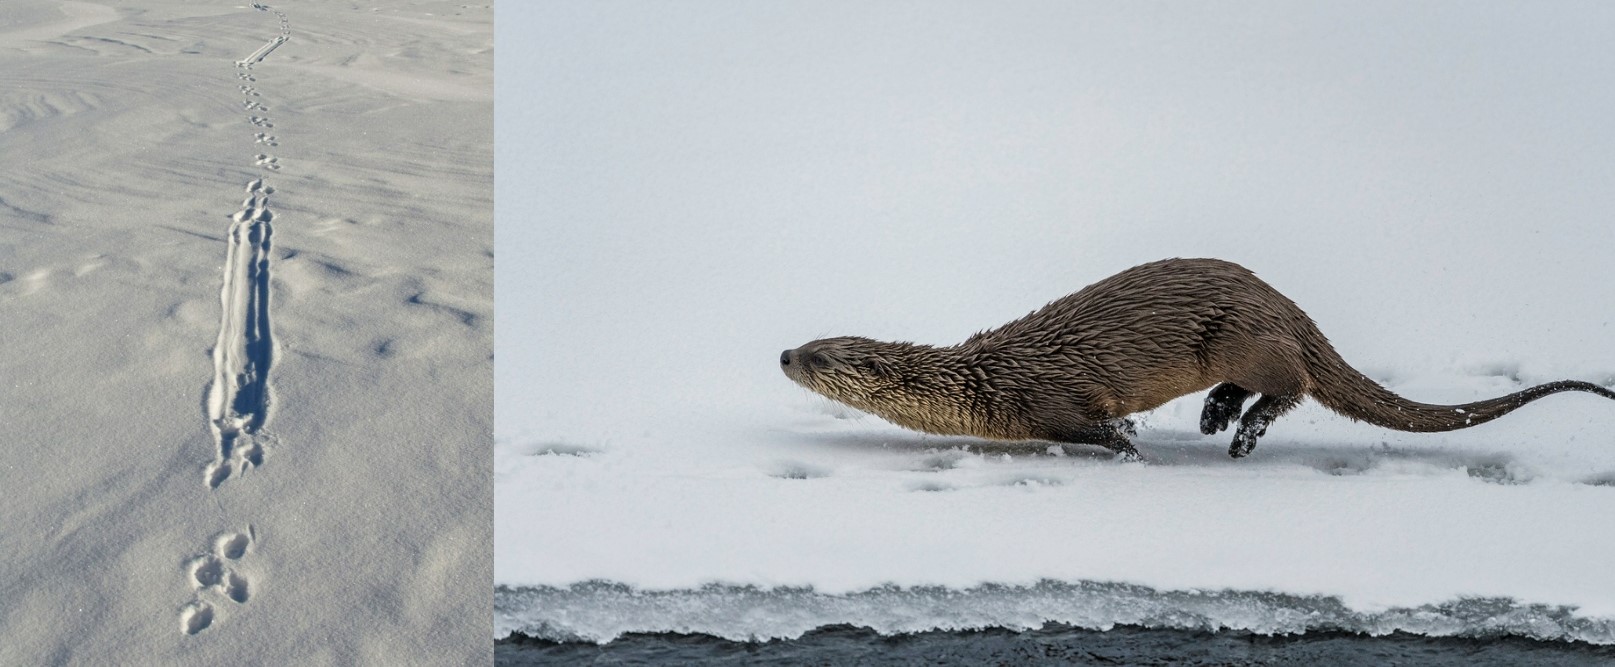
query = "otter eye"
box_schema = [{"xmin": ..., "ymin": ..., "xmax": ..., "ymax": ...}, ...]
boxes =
[{"xmin": 807, "ymin": 353, "xmax": 828, "ymax": 368}]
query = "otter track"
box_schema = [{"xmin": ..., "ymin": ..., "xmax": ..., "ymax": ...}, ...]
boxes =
[{"xmin": 185, "ymin": 2, "xmax": 288, "ymax": 636}]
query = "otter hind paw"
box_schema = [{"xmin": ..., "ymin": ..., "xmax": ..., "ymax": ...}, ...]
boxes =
[
  {"xmin": 1107, "ymin": 417, "xmax": 1139, "ymax": 437},
  {"xmin": 1227, "ymin": 393, "xmax": 1301, "ymax": 459},
  {"xmin": 1228, "ymin": 426, "xmax": 1263, "ymax": 458}
]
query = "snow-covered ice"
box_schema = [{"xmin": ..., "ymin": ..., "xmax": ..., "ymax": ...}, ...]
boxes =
[
  {"xmin": 0, "ymin": 1, "xmax": 491, "ymax": 662},
  {"xmin": 498, "ymin": 1, "xmax": 1615, "ymax": 645}
]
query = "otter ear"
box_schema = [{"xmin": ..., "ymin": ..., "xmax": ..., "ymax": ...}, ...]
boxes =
[{"xmin": 865, "ymin": 357, "xmax": 895, "ymax": 380}]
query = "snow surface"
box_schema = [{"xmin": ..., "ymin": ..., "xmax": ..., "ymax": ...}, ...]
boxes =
[
  {"xmin": 0, "ymin": 1, "xmax": 491, "ymax": 663},
  {"xmin": 498, "ymin": 0, "xmax": 1615, "ymax": 644}
]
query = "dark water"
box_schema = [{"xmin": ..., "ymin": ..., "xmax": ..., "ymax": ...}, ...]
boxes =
[{"xmin": 497, "ymin": 624, "xmax": 1615, "ymax": 666}]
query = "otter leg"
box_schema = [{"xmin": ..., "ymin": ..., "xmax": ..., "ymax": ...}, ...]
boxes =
[
  {"xmin": 1052, "ymin": 423, "xmax": 1139, "ymax": 460},
  {"xmin": 1199, "ymin": 383, "xmax": 1253, "ymax": 435},
  {"xmin": 1228, "ymin": 393, "xmax": 1302, "ymax": 458}
]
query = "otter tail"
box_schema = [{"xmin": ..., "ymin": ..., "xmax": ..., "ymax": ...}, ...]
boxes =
[{"xmin": 1303, "ymin": 339, "xmax": 1615, "ymax": 432}]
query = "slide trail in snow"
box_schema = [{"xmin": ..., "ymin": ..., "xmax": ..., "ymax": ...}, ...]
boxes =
[
  {"xmin": 184, "ymin": 2, "xmax": 287, "ymax": 636},
  {"xmin": 205, "ymin": 1, "xmax": 288, "ymax": 490},
  {"xmin": 205, "ymin": 177, "xmax": 274, "ymax": 489}
]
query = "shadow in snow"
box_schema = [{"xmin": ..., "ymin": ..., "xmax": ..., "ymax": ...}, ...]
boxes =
[{"xmin": 791, "ymin": 427, "xmax": 1599, "ymax": 486}]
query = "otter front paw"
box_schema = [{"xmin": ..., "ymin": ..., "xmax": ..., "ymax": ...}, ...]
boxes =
[
  {"xmin": 1200, "ymin": 401, "xmax": 1240, "ymax": 435},
  {"xmin": 1200, "ymin": 383, "xmax": 1252, "ymax": 435}
]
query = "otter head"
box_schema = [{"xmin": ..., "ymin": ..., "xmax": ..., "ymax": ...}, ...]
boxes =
[
  {"xmin": 780, "ymin": 336, "xmax": 982, "ymax": 437},
  {"xmin": 779, "ymin": 337, "xmax": 902, "ymax": 409}
]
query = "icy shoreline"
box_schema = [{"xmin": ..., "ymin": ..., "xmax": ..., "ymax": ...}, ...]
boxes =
[{"xmin": 496, "ymin": 580, "xmax": 1615, "ymax": 645}]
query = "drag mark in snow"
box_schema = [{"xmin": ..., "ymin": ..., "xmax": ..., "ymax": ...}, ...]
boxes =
[
  {"xmin": 204, "ymin": 178, "xmax": 275, "ymax": 489},
  {"xmin": 236, "ymin": 35, "xmax": 286, "ymax": 67},
  {"xmin": 236, "ymin": 3, "xmax": 289, "ymax": 66}
]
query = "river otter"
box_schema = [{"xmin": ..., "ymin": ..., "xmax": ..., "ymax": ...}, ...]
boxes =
[{"xmin": 779, "ymin": 258, "xmax": 1615, "ymax": 458}]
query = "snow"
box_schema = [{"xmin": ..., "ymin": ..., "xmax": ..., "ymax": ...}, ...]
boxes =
[
  {"xmin": 497, "ymin": 0, "xmax": 1615, "ymax": 645},
  {"xmin": 0, "ymin": 1, "xmax": 490, "ymax": 663}
]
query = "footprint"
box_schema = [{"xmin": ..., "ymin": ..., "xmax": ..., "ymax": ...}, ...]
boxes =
[
  {"xmin": 237, "ymin": 73, "xmax": 255, "ymax": 82},
  {"xmin": 181, "ymin": 601, "xmax": 213, "ymax": 635},
  {"xmin": 527, "ymin": 442, "xmax": 601, "ymax": 457},
  {"xmin": 179, "ymin": 532, "xmax": 254, "ymax": 634},
  {"xmin": 1005, "ymin": 475, "xmax": 1065, "ymax": 487},
  {"xmin": 254, "ymin": 154, "xmax": 279, "ymax": 171},
  {"xmin": 254, "ymin": 132, "xmax": 278, "ymax": 146},
  {"xmin": 1466, "ymin": 461, "xmax": 1532, "ymax": 485},
  {"xmin": 769, "ymin": 462, "xmax": 830, "ymax": 480},
  {"xmin": 205, "ymin": 460, "xmax": 232, "ymax": 489},
  {"xmin": 915, "ymin": 452, "xmax": 964, "ymax": 472},
  {"xmin": 240, "ymin": 439, "xmax": 265, "ymax": 467},
  {"xmin": 222, "ymin": 571, "xmax": 250, "ymax": 603},
  {"xmin": 217, "ymin": 532, "xmax": 250, "ymax": 560},
  {"xmin": 242, "ymin": 100, "xmax": 267, "ymax": 111},
  {"xmin": 189, "ymin": 555, "xmax": 224, "ymax": 589},
  {"xmin": 248, "ymin": 116, "xmax": 272, "ymax": 128},
  {"xmin": 184, "ymin": 532, "xmax": 255, "ymax": 602}
]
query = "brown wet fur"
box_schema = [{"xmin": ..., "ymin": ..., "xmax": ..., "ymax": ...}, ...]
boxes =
[{"xmin": 780, "ymin": 258, "xmax": 1615, "ymax": 458}]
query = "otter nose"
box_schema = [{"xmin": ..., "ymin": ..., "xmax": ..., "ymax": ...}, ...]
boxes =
[{"xmin": 780, "ymin": 350, "xmax": 792, "ymax": 366}]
